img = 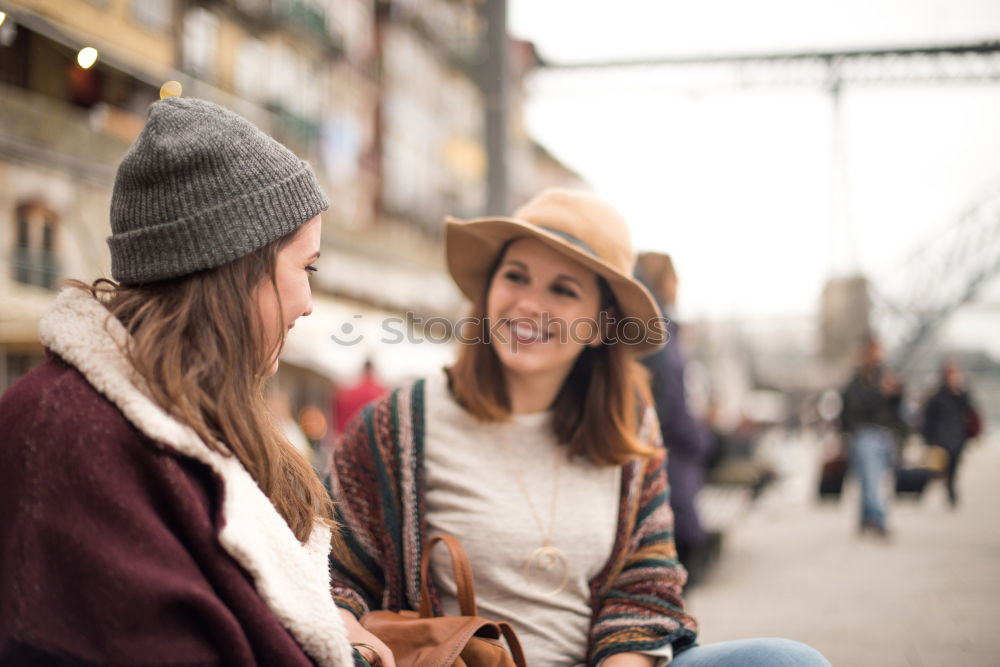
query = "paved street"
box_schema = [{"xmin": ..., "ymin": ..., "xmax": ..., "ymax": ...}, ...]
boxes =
[{"xmin": 686, "ymin": 432, "xmax": 1000, "ymax": 666}]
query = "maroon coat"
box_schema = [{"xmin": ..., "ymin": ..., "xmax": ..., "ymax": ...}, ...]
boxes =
[
  {"xmin": 0, "ymin": 289, "xmax": 353, "ymax": 667},
  {"xmin": 0, "ymin": 355, "xmax": 316, "ymax": 665}
]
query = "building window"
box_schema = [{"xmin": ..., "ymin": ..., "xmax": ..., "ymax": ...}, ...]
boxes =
[
  {"xmin": 1, "ymin": 350, "xmax": 46, "ymax": 392},
  {"xmin": 234, "ymin": 37, "xmax": 267, "ymax": 101},
  {"xmin": 12, "ymin": 203, "xmax": 59, "ymax": 289},
  {"xmin": 132, "ymin": 0, "xmax": 173, "ymax": 32},
  {"xmin": 183, "ymin": 7, "xmax": 219, "ymax": 81}
]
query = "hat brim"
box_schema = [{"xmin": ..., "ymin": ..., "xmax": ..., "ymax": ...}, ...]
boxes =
[{"xmin": 445, "ymin": 216, "xmax": 666, "ymax": 356}]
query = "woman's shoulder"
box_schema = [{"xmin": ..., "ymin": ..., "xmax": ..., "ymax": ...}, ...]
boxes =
[
  {"xmin": 361, "ymin": 370, "xmax": 459, "ymax": 421},
  {"xmin": 339, "ymin": 375, "xmax": 433, "ymax": 446},
  {"xmin": 352, "ymin": 375, "xmax": 428, "ymax": 421},
  {"xmin": 0, "ymin": 353, "xmax": 214, "ymax": 524},
  {"xmin": 0, "ymin": 353, "xmax": 134, "ymax": 444}
]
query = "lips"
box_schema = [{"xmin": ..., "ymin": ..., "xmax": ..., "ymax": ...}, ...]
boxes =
[{"xmin": 509, "ymin": 320, "xmax": 549, "ymax": 345}]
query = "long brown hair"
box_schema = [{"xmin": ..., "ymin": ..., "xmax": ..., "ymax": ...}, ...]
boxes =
[
  {"xmin": 448, "ymin": 247, "xmax": 654, "ymax": 466},
  {"xmin": 80, "ymin": 230, "xmax": 331, "ymax": 542}
]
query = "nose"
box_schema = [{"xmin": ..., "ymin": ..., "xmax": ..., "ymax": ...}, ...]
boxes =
[
  {"xmin": 302, "ymin": 296, "xmax": 313, "ymax": 319},
  {"xmin": 511, "ymin": 288, "xmax": 544, "ymax": 318}
]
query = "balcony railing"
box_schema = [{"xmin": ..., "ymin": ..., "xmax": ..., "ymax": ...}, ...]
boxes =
[
  {"xmin": 0, "ymin": 82, "xmax": 132, "ymax": 183},
  {"xmin": 229, "ymin": 0, "xmax": 344, "ymax": 55}
]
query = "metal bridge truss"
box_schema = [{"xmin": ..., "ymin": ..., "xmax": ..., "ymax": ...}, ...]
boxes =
[
  {"xmin": 873, "ymin": 182, "xmax": 1000, "ymax": 370},
  {"xmin": 540, "ymin": 41, "xmax": 1000, "ymax": 370},
  {"xmin": 540, "ymin": 41, "xmax": 1000, "ymax": 90}
]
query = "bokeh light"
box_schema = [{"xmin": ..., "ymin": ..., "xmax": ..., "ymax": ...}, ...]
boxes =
[
  {"xmin": 76, "ymin": 46, "xmax": 98, "ymax": 69},
  {"xmin": 298, "ymin": 405, "xmax": 327, "ymax": 441}
]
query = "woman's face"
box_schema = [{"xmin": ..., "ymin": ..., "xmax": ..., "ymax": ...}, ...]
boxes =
[
  {"xmin": 944, "ymin": 363, "xmax": 963, "ymax": 391},
  {"xmin": 256, "ymin": 216, "xmax": 321, "ymax": 376},
  {"xmin": 486, "ymin": 238, "xmax": 602, "ymax": 387}
]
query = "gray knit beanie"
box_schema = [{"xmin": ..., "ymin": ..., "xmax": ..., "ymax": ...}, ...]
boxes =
[{"xmin": 108, "ymin": 97, "xmax": 329, "ymax": 284}]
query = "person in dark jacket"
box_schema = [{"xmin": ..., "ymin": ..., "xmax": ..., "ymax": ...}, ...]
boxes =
[
  {"xmin": 840, "ymin": 336, "xmax": 905, "ymax": 537},
  {"xmin": 636, "ymin": 252, "xmax": 716, "ymax": 584},
  {"xmin": 922, "ymin": 360, "xmax": 980, "ymax": 507},
  {"xmin": 0, "ymin": 98, "xmax": 356, "ymax": 666}
]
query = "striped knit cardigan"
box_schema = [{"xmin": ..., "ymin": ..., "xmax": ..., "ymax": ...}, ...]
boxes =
[{"xmin": 327, "ymin": 379, "xmax": 699, "ymax": 665}]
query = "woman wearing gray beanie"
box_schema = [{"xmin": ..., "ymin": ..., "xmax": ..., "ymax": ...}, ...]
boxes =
[{"xmin": 0, "ymin": 98, "xmax": 356, "ymax": 666}]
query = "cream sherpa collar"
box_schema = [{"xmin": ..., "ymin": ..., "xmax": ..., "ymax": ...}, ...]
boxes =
[{"xmin": 38, "ymin": 288, "xmax": 353, "ymax": 667}]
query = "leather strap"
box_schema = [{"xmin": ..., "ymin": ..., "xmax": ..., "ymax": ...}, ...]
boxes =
[
  {"xmin": 420, "ymin": 618, "xmax": 528, "ymax": 667},
  {"xmin": 423, "ymin": 617, "xmax": 492, "ymax": 666},
  {"xmin": 419, "ymin": 535, "xmax": 478, "ymax": 618},
  {"xmin": 497, "ymin": 622, "xmax": 528, "ymax": 667}
]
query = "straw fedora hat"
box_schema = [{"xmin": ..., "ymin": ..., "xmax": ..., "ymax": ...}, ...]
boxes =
[{"xmin": 445, "ymin": 188, "xmax": 666, "ymax": 355}]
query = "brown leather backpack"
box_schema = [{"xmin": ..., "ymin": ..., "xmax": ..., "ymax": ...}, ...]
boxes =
[{"xmin": 361, "ymin": 535, "xmax": 527, "ymax": 667}]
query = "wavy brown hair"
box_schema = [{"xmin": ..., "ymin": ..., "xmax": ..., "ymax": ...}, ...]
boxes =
[
  {"xmin": 77, "ymin": 230, "xmax": 331, "ymax": 542},
  {"xmin": 447, "ymin": 246, "xmax": 655, "ymax": 466}
]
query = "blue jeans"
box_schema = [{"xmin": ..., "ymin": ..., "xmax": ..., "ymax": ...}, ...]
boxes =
[
  {"xmin": 850, "ymin": 426, "xmax": 895, "ymax": 530},
  {"xmin": 672, "ymin": 638, "xmax": 831, "ymax": 667}
]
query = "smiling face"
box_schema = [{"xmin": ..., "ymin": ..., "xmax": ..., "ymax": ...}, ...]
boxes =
[
  {"xmin": 486, "ymin": 238, "xmax": 603, "ymax": 391},
  {"xmin": 256, "ymin": 215, "xmax": 321, "ymax": 376}
]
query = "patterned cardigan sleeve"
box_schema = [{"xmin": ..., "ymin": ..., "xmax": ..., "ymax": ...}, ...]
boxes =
[
  {"xmin": 327, "ymin": 387, "xmax": 413, "ymax": 619},
  {"xmin": 588, "ymin": 407, "xmax": 699, "ymax": 665}
]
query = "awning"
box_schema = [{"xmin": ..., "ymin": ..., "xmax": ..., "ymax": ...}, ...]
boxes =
[
  {"xmin": 280, "ymin": 295, "xmax": 456, "ymax": 385},
  {"xmin": 312, "ymin": 249, "xmax": 465, "ymax": 319}
]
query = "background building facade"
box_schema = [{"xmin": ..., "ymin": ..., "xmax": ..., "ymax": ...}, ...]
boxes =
[{"xmin": 0, "ymin": 0, "xmax": 585, "ymax": 408}]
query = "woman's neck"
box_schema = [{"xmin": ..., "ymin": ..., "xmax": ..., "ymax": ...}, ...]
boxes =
[{"xmin": 504, "ymin": 370, "xmax": 568, "ymax": 414}]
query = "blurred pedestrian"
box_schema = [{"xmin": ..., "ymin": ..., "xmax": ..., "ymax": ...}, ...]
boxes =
[
  {"xmin": 840, "ymin": 335, "xmax": 905, "ymax": 537},
  {"xmin": 327, "ymin": 189, "xmax": 830, "ymax": 667},
  {"xmin": 0, "ymin": 98, "xmax": 354, "ymax": 666},
  {"xmin": 635, "ymin": 252, "xmax": 717, "ymax": 586},
  {"xmin": 333, "ymin": 357, "xmax": 387, "ymax": 434},
  {"xmin": 922, "ymin": 360, "xmax": 981, "ymax": 507}
]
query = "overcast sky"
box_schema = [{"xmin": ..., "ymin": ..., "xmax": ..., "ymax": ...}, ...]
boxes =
[{"xmin": 509, "ymin": 1, "xmax": 1000, "ymax": 324}]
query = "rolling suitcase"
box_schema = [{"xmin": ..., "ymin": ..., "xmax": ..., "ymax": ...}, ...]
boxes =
[
  {"xmin": 894, "ymin": 467, "xmax": 934, "ymax": 498},
  {"xmin": 818, "ymin": 456, "xmax": 848, "ymax": 499}
]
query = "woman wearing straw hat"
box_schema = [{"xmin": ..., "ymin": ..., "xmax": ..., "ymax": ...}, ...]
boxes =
[
  {"xmin": 328, "ymin": 189, "xmax": 830, "ymax": 667},
  {"xmin": 0, "ymin": 98, "xmax": 355, "ymax": 666}
]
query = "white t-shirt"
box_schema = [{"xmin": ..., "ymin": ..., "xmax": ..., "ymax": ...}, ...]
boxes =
[{"xmin": 422, "ymin": 371, "xmax": 621, "ymax": 667}]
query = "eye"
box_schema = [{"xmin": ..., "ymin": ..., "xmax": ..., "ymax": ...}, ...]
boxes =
[
  {"xmin": 552, "ymin": 283, "xmax": 578, "ymax": 298},
  {"xmin": 503, "ymin": 269, "xmax": 528, "ymax": 284},
  {"xmin": 306, "ymin": 265, "xmax": 318, "ymax": 273}
]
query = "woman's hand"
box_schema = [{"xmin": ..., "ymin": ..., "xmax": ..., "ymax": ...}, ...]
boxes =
[
  {"xmin": 339, "ymin": 608, "xmax": 396, "ymax": 667},
  {"xmin": 603, "ymin": 652, "xmax": 657, "ymax": 667}
]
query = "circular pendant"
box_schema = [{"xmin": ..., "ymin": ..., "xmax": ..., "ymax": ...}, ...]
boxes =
[{"xmin": 523, "ymin": 545, "xmax": 570, "ymax": 596}]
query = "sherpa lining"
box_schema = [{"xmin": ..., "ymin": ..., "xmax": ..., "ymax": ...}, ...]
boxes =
[{"xmin": 38, "ymin": 288, "xmax": 353, "ymax": 667}]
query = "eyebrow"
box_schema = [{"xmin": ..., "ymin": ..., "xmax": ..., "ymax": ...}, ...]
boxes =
[
  {"xmin": 501, "ymin": 259, "xmax": 584, "ymax": 288},
  {"xmin": 309, "ymin": 251, "xmax": 321, "ymax": 261},
  {"xmin": 502, "ymin": 260, "xmax": 528, "ymax": 270}
]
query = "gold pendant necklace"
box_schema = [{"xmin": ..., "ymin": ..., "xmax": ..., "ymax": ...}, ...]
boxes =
[{"xmin": 503, "ymin": 433, "xmax": 570, "ymax": 596}]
